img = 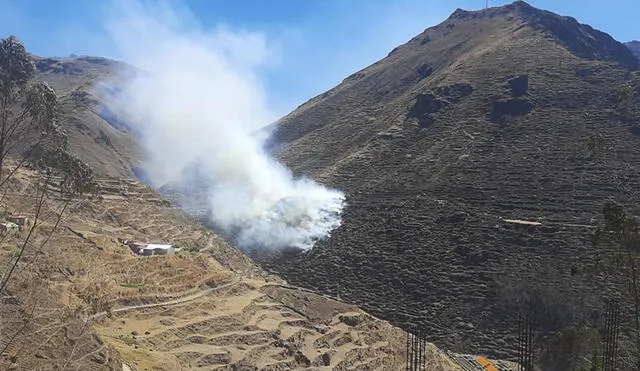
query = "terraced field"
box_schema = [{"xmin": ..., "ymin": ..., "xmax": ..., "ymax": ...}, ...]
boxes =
[
  {"xmin": 0, "ymin": 172, "xmax": 256, "ymax": 369},
  {"xmin": 95, "ymin": 280, "xmax": 425, "ymax": 370}
]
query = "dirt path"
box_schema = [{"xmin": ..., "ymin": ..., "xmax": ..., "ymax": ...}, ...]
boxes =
[{"xmin": 89, "ymin": 279, "xmax": 239, "ymax": 321}]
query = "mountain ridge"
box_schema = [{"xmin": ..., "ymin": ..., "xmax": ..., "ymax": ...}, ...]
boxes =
[{"xmin": 278, "ymin": 1, "xmax": 635, "ymax": 134}]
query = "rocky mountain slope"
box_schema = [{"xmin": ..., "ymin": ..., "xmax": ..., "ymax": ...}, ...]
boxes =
[
  {"xmin": 261, "ymin": 0, "xmax": 640, "ymax": 359},
  {"xmin": 32, "ymin": 55, "xmax": 141, "ymax": 178},
  {"xmin": 627, "ymin": 40, "xmax": 640, "ymax": 60}
]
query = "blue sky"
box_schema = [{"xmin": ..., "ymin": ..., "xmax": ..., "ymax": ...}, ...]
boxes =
[{"xmin": 0, "ymin": 0, "xmax": 638, "ymax": 114}]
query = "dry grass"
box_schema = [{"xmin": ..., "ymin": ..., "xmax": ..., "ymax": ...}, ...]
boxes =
[
  {"xmin": 0, "ymin": 169, "xmax": 490, "ymax": 370},
  {"xmin": 0, "ymin": 170, "xmax": 243, "ymax": 370},
  {"xmin": 95, "ymin": 280, "xmax": 426, "ymax": 370}
]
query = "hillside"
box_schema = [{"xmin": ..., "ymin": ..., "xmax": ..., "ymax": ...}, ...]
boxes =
[
  {"xmin": 4, "ymin": 0, "xmax": 639, "ymax": 366},
  {"xmin": 262, "ymin": 0, "xmax": 640, "ymax": 359},
  {"xmin": 1, "ymin": 33, "xmax": 523, "ymax": 370},
  {"xmin": 32, "ymin": 55, "xmax": 141, "ymax": 178},
  {"xmin": 627, "ymin": 40, "xmax": 640, "ymax": 60},
  {"xmin": 1, "ymin": 168, "xmax": 439, "ymax": 370}
]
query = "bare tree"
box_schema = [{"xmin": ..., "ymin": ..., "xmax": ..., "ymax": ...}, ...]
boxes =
[
  {"xmin": 0, "ymin": 36, "xmax": 67, "ymax": 186},
  {"xmin": 0, "ymin": 35, "xmax": 96, "ymax": 369},
  {"xmin": 0, "ymin": 35, "xmax": 93, "ymax": 293}
]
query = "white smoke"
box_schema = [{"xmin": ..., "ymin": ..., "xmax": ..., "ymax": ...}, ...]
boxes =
[{"xmin": 99, "ymin": 0, "xmax": 345, "ymax": 251}]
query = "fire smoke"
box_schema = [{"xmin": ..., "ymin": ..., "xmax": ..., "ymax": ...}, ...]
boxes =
[{"xmin": 99, "ymin": 0, "xmax": 345, "ymax": 251}]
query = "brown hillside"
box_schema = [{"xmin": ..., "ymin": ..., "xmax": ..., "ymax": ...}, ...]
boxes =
[
  {"xmin": 3, "ymin": 169, "xmax": 449, "ymax": 370},
  {"xmin": 263, "ymin": 0, "xmax": 640, "ymax": 360},
  {"xmin": 32, "ymin": 56, "xmax": 140, "ymax": 178}
]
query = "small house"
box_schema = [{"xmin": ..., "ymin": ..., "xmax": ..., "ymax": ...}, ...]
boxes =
[
  {"xmin": 140, "ymin": 244, "xmax": 174, "ymax": 256},
  {"xmin": 125, "ymin": 241, "xmax": 174, "ymax": 256}
]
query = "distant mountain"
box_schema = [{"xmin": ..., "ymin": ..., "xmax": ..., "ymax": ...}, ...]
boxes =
[
  {"xmin": 262, "ymin": 0, "xmax": 640, "ymax": 359},
  {"xmin": 32, "ymin": 55, "xmax": 141, "ymax": 178},
  {"xmin": 627, "ymin": 40, "xmax": 640, "ymax": 60}
]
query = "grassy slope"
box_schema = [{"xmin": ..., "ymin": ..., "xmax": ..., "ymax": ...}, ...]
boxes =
[{"xmin": 0, "ymin": 167, "xmax": 246, "ymax": 369}]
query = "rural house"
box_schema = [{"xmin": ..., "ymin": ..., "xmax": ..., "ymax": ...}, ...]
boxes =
[
  {"xmin": 139, "ymin": 244, "xmax": 175, "ymax": 256},
  {"xmin": 124, "ymin": 240, "xmax": 175, "ymax": 256}
]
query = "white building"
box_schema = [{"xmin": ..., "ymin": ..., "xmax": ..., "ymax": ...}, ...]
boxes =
[{"xmin": 139, "ymin": 244, "xmax": 174, "ymax": 256}]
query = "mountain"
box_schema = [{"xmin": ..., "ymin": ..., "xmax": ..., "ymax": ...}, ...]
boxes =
[
  {"xmin": 33, "ymin": 55, "xmax": 141, "ymax": 178},
  {"xmin": 262, "ymin": 0, "xmax": 640, "ymax": 359},
  {"xmin": 627, "ymin": 40, "xmax": 640, "ymax": 60},
  {"xmin": 7, "ymin": 0, "xmax": 640, "ymax": 365}
]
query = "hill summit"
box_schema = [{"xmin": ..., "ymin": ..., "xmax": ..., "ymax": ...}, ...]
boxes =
[
  {"xmin": 452, "ymin": 1, "xmax": 637, "ymax": 69},
  {"xmin": 264, "ymin": 0, "xmax": 640, "ymax": 360}
]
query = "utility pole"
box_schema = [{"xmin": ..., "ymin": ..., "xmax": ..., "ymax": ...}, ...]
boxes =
[{"xmin": 485, "ymin": 0, "xmax": 489, "ymax": 9}]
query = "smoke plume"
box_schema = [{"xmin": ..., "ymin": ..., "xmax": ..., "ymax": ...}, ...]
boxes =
[{"xmin": 99, "ymin": 0, "xmax": 345, "ymax": 251}]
